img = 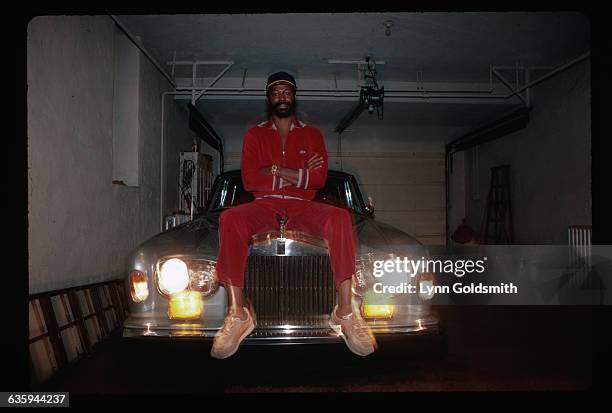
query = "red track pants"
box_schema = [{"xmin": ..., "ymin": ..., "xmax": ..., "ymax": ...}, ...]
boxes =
[{"xmin": 216, "ymin": 198, "xmax": 357, "ymax": 289}]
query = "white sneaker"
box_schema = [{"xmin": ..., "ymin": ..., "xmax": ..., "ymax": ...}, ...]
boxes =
[
  {"xmin": 211, "ymin": 307, "xmax": 255, "ymax": 359},
  {"xmin": 329, "ymin": 305, "xmax": 377, "ymax": 356}
]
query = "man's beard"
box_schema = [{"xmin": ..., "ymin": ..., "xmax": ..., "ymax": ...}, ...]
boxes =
[{"xmin": 269, "ymin": 101, "xmax": 296, "ymax": 118}]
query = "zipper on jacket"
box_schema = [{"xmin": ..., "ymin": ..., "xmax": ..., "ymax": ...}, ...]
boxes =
[{"xmin": 281, "ymin": 130, "xmax": 286, "ymax": 199}]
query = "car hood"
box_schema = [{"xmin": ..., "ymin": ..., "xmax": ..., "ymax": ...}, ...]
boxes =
[
  {"xmin": 133, "ymin": 213, "xmax": 222, "ymax": 259},
  {"xmin": 133, "ymin": 210, "xmax": 426, "ymax": 260}
]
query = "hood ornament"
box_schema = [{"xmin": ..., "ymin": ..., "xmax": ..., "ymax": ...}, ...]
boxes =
[
  {"xmin": 276, "ymin": 214, "xmax": 288, "ymax": 240},
  {"xmin": 276, "ymin": 214, "xmax": 288, "ymax": 255}
]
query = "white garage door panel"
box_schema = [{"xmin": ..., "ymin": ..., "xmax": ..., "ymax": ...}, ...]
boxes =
[
  {"xmin": 360, "ymin": 184, "xmax": 445, "ymax": 211},
  {"xmin": 329, "ymin": 153, "xmax": 445, "ymax": 185},
  {"xmin": 335, "ymin": 152, "xmax": 446, "ymax": 245}
]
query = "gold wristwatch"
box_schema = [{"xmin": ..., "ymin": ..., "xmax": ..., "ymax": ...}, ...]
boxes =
[{"xmin": 270, "ymin": 164, "xmax": 279, "ymax": 176}]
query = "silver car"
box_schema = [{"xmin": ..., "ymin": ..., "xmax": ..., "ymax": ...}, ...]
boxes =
[{"xmin": 122, "ymin": 170, "xmax": 440, "ymax": 346}]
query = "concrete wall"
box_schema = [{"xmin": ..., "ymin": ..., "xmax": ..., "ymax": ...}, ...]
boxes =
[
  {"xmin": 28, "ymin": 16, "xmax": 193, "ymax": 293},
  {"xmin": 458, "ymin": 60, "xmax": 591, "ymax": 244}
]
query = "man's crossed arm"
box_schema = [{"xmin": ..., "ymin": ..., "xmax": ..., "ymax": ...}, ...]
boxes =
[{"xmin": 258, "ymin": 154, "xmax": 324, "ymax": 187}]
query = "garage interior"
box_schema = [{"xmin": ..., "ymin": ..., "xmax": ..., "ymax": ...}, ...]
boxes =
[{"xmin": 24, "ymin": 12, "xmax": 608, "ymax": 396}]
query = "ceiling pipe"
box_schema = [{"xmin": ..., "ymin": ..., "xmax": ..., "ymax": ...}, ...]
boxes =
[
  {"xmin": 175, "ymin": 62, "xmax": 496, "ymax": 95},
  {"xmin": 503, "ymin": 51, "xmax": 590, "ymax": 99},
  {"xmin": 493, "ymin": 68, "xmax": 527, "ymax": 105},
  {"xmin": 494, "ymin": 65, "xmax": 553, "ymax": 70},
  {"xmin": 174, "ymin": 51, "xmax": 588, "ymax": 99},
  {"xmin": 328, "ymin": 59, "xmax": 387, "ymax": 64},
  {"xmin": 167, "ymin": 60, "xmax": 235, "ymax": 65},
  {"xmin": 109, "ymin": 15, "xmax": 177, "ymax": 89},
  {"xmin": 171, "ymin": 47, "xmax": 589, "ymax": 102},
  {"xmin": 175, "ymin": 87, "xmax": 360, "ymax": 92},
  {"xmin": 176, "ymin": 87, "xmax": 498, "ymax": 94},
  {"xmin": 172, "ymin": 90, "xmax": 513, "ymax": 100},
  {"xmin": 192, "ymin": 61, "xmax": 235, "ymax": 104}
]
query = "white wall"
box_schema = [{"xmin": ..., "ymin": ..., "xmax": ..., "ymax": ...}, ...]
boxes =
[
  {"xmin": 458, "ymin": 60, "xmax": 591, "ymax": 244},
  {"xmin": 27, "ymin": 16, "xmax": 193, "ymax": 293}
]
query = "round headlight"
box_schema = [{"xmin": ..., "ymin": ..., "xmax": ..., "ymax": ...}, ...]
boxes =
[
  {"xmin": 159, "ymin": 258, "xmax": 189, "ymax": 295},
  {"xmin": 352, "ymin": 255, "xmax": 376, "ymax": 297},
  {"xmin": 189, "ymin": 261, "xmax": 218, "ymax": 296}
]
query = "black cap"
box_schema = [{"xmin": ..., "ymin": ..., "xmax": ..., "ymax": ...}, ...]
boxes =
[{"xmin": 266, "ymin": 71, "xmax": 297, "ymax": 91}]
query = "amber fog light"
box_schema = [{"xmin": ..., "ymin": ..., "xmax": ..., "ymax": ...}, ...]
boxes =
[
  {"xmin": 361, "ymin": 290, "xmax": 395, "ymax": 319},
  {"xmin": 130, "ymin": 270, "xmax": 149, "ymax": 303},
  {"xmin": 168, "ymin": 291, "xmax": 202, "ymax": 320}
]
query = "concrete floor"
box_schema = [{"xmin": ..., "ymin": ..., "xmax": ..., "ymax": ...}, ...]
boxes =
[{"xmin": 36, "ymin": 306, "xmax": 600, "ymax": 396}]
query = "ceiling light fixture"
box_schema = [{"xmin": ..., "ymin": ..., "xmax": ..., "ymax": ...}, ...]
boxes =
[{"xmin": 384, "ymin": 20, "xmax": 393, "ymax": 37}]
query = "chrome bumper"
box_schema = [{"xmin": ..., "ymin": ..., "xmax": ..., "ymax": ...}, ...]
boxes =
[{"xmin": 121, "ymin": 315, "xmax": 440, "ymax": 345}]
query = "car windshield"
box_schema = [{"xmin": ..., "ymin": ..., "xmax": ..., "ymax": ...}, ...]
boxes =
[{"xmin": 207, "ymin": 172, "xmax": 366, "ymax": 214}]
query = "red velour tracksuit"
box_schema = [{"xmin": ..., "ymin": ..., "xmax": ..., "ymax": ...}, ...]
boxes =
[{"xmin": 215, "ymin": 118, "xmax": 357, "ymax": 289}]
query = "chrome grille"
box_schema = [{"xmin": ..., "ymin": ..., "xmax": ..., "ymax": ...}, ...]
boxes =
[{"xmin": 244, "ymin": 256, "xmax": 336, "ymax": 327}]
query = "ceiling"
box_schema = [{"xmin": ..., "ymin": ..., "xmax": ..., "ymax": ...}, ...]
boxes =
[{"xmin": 116, "ymin": 12, "xmax": 590, "ymax": 133}]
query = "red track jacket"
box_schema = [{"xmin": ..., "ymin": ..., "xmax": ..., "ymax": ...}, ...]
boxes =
[{"xmin": 241, "ymin": 118, "xmax": 328, "ymax": 201}]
